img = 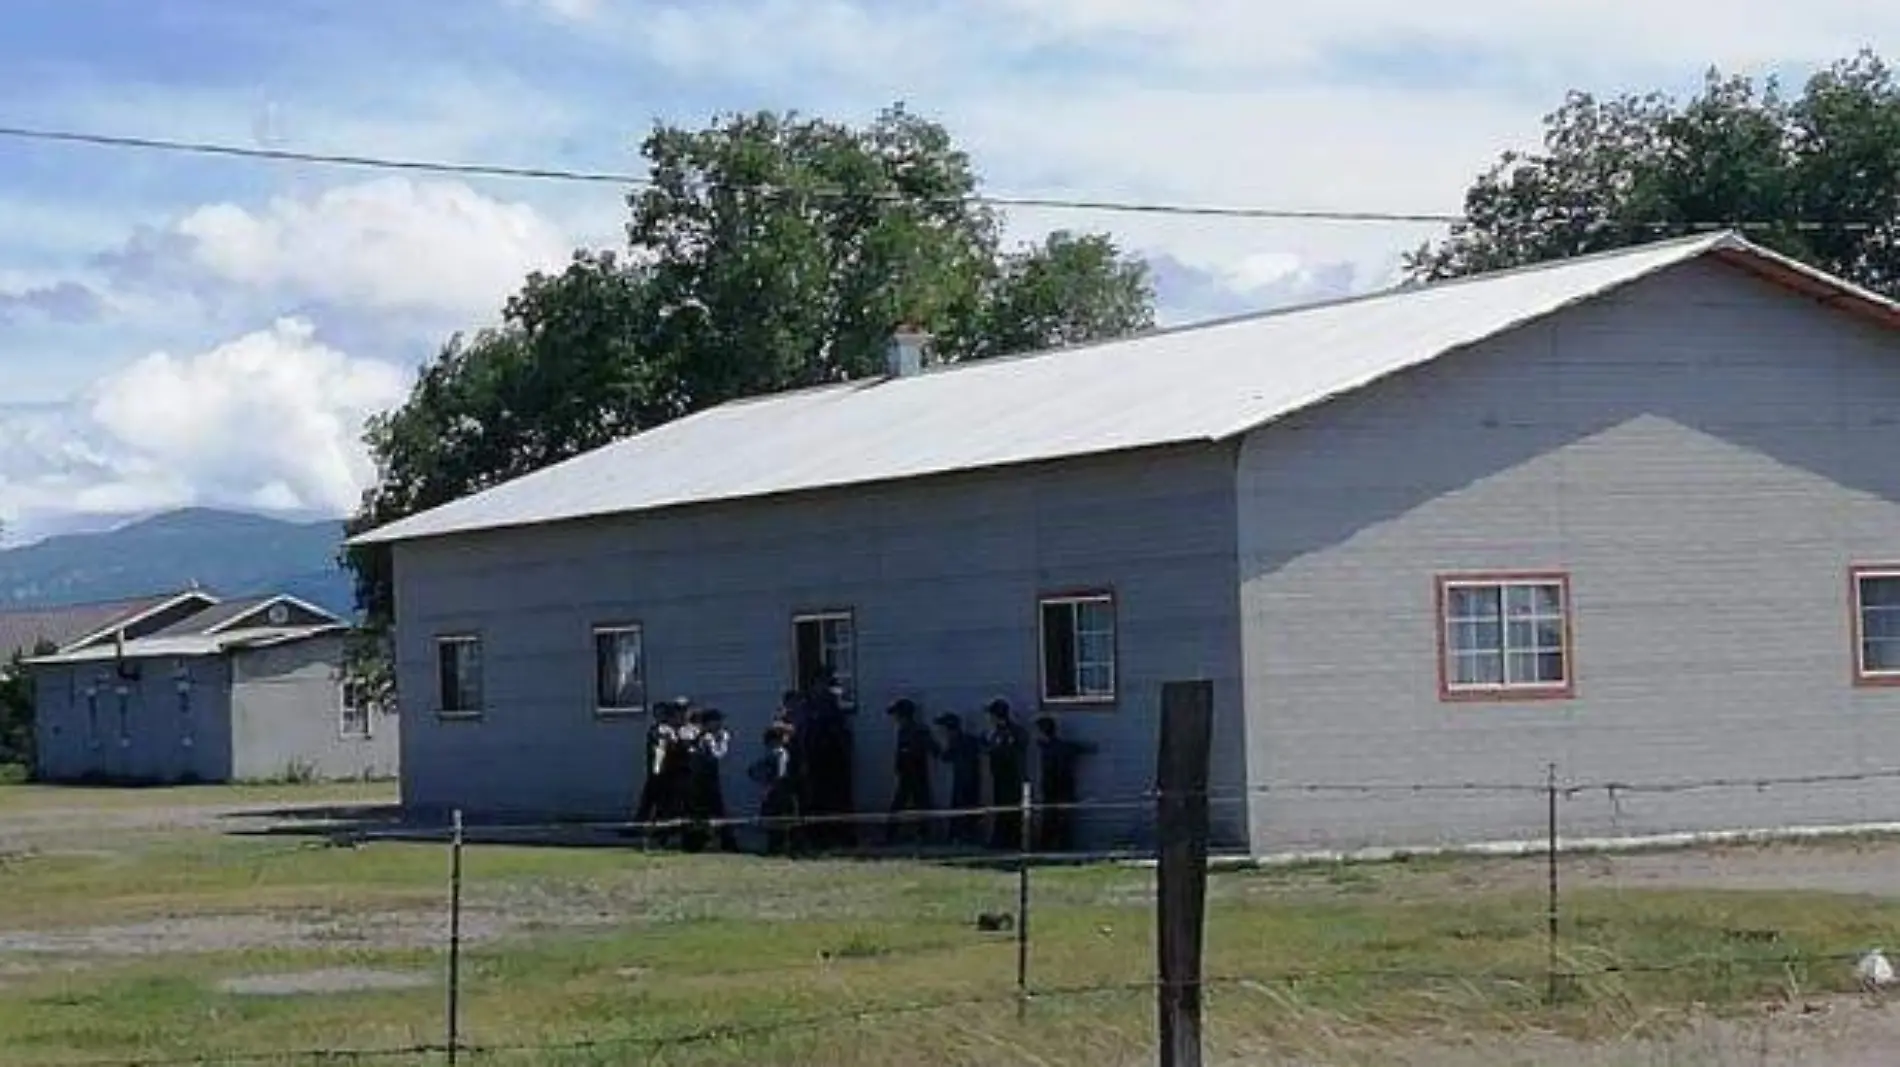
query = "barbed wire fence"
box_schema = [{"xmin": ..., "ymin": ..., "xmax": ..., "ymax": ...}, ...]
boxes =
[{"xmin": 19, "ymin": 764, "xmax": 1900, "ymax": 1065}]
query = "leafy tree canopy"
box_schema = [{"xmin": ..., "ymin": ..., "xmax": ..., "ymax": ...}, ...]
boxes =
[
  {"xmin": 345, "ymin": 106, "xmax": 1156, "ymax": 625},
  {"xmin": 1409, "ymin": 51, "xmax": 1900, "ymax": 295}
]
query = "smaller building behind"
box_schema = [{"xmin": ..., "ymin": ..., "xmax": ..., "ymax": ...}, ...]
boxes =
[{"xmin": 20, "ymin": 591, "xmax": 396, "ymax": 784}]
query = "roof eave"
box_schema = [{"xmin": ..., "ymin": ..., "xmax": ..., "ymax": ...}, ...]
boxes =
[
  {"xmin": 1709, "ymin": 243, "xmax": 1900, "ymax": 331},
  {"xmin": 23, "ymin": 623, "xmax": 349, "ymax": 666},
  {"xmin": 56, "ymin": 589, "xmax": 221, "ymax": 653}
]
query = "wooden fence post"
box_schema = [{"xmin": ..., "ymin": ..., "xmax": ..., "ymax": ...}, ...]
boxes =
[{"xmin": 1156, "ymin": 681, "xmax": 1214, "ymax": 1067}]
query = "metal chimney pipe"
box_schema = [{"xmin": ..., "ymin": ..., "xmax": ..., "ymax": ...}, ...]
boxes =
[{"xmin": 886, "ymin": 325, "xmax": 931, "ymax": 378}]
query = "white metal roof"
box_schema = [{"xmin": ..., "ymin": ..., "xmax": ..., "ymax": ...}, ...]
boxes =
[
  {"xmin": 352, "ymin": 232, "xmax": 1900, "ymax": 547},
  {"xmin": 25, "ymin": 624, "xmax": 346, "ymax": 666}
]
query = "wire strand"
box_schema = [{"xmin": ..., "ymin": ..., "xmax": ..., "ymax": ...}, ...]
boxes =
[
  {"xmin": 0, "ymin": 121, "xmax": 1891, "ymax": 231},
  {"xmin": 28, "ymin": 950, "xmax": 1884, "ymax": 1067}
]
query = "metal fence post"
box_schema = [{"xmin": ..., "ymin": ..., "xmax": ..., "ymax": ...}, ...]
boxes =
[
  {"xmin": 1017, "ymin": 779, "xmax": 1033, "ymax": 1020},
  {"xmin": 447, "ymin": 809, "xmax": 464, "ymax": 1065},
  {"xmin": 1546, "ymin": 764, "xmax": 1559, "ymax": 1006}
]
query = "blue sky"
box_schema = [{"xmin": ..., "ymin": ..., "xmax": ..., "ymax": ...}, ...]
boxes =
[{"xmin": 0, "ymin": 0, "xmax": 1888, "ymax": 541}]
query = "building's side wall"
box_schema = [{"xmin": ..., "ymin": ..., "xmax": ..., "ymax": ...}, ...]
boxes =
[
  {"xmin": 393, "ymin": 445, "xmax": 1247, "ymax": 848},
  {"xmin": 32, "ymin": 657, "xmax": 234, "ymax": 783},
  {"xmin": 1237, "ymin": 259, "xmax": 1900, "ymax": 853},
  {"xmin": 230, "ymin": 635, "xmax": 398, "ymax": 781}
]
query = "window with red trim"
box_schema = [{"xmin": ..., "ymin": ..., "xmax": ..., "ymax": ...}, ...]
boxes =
[
  {"xmin": 1439, "ymin": 575, "xmax": 1572, "ymax": 698},
  {"xmin": 1854, "ymin": 568, "xmax": 1900, "ymax": 682}
]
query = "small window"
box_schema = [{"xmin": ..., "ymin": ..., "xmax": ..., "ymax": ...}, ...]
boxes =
[
  {"xmin": 593, "ymin": 625, "xmax": 646, "ymax": 714},
  {"xmin": 340, "ymin": 677, "xmax": 374, "ymax": 738},
  {"xmin": 436, "ymin": 635, "xmax": 483, "ymax": 716},
  {"xmin": 1040, "ymin": 593, "xmax": 1116, "ymax": 704},
  {"xmin": 793, "ymin": 612, "xmax": 856, "ymax": 708},
  {"xmin": 1439, "ymin": 574, "xmax": 1573, "ymax": 699},
  {"xmin": 1854, "ymin": 567, "xmax": 1900, "ymax": 683}
]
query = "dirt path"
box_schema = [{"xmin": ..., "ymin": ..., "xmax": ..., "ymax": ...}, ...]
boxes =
[{"xmin": 1446, "ymin": 841, "xmax": 1900, "ymax": 902}]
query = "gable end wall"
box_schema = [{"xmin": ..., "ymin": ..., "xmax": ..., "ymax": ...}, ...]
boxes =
[{"xmin": 1237, "ymin": 258, "xmax": 1900, "ymax": 853}]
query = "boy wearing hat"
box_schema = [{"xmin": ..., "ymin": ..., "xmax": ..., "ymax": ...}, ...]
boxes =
[
  {"xmin": 982, "ymin": 699, "xmax": 1028, "ymax": 850},
  {"xmin": 684, "ymin": 708, "xmax": 737, "ymax": 853},
  {"xmin": 635, "ymin": 700, "xmax": 681, "ymax": 837},
  {"xmin": 885, "ymin": 698, "xmax": 936, "ymax": 845},
  {"xmin": 802, "ymin": 669, "xmax": 854, "ymax": 849},
  {"xmin": 933, "ymin": 712, "xmax": 983, "ymax": 846}
]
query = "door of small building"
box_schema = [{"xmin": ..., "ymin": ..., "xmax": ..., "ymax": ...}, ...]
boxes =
[{"xmin": 103, "ymin": 679, "xmax": 136, "ymax": 782}]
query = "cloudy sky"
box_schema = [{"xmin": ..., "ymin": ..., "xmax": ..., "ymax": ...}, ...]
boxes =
[{"xmin": 0, "ymin": 0, "xmax": 1889, "ymax": 541}]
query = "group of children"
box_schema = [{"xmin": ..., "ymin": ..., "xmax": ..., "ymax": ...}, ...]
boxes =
[
  {"xmin": 636, "ymin": 679, "xmax": 1098, "ymax": 856},
  {"xmin": 883, "ymin": 697, "xmax": 1097, "ymax": 853},
  {"xmin": 632, "ymin": 700, "xmax": 739, "ymax": 852}
]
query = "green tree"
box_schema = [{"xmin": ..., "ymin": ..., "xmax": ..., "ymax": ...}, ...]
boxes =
[
  {"xmin": 0, "ymin": 640, "xmax": 55, "ymax": 774},
  {"xmin": 963, "ymin": 231, "xmax": 1156, "ymax": 359},
  {"xmin": 1409, "ymin": 51, "xmax": 1900, "ymax": 294},
  {"xmin": 346, "ymin": 106, "xmax": 1154, "ymax": 625}
]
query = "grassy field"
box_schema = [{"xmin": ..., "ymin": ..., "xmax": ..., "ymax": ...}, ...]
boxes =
[
  {"xmin": 0, "ymin": 778, "xmax": 394, "ymax": 813},
  {"xmin": 2, "ymin": 786, "xmax": 1900, "ymax": 1065}
]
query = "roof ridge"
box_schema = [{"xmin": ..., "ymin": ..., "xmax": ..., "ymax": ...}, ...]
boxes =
[
  {"xmin": 552, "ymin": 235, "xmax": 1744, "ymax": 436},
  {"xmin": 782, "ymin": 231, "xmax": 1743, "ymax": 390}
]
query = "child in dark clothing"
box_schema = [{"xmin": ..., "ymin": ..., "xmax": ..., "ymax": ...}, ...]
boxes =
[
  {"xmin": 750, "ymin": 724, "xmax": 800, "ymax": 855},
  {"xmin": 1033, "ymin": 715, "xmax": 1097, "ymax": 853},
  {"xmin": 933, "ymin": 712, "xmax": 983, "ymax": 845},
  {"xmin": 886, "ymin": 699, "xmax": 936, "ymax": 844},
  {"xmin": 983, "ymin": 699, "xmax": 1028, "ymax": 850},
  {"xmin": 684, "ymin": 708, "xmax": 737, "ymax": 853}
]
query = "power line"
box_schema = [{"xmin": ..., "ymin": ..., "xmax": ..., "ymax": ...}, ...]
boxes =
[
  {"xmin": 0, "ymin": 124, "xmax": 641, "ymax": 186},
  {"xmin": 0, "ymin": 121, "xmax": 1457, "ymax": 223},
  {"xmin": 2, "ymin": 120, "xmax": 1888, "ymax": 232}
]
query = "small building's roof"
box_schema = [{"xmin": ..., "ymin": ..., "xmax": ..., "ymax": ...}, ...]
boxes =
[
  {"xmin": 0, "ymin": 590, "xmax": 208, "ymax": 662},
  {"xmin": 23, "ymin": 624, "xmax": 346, "ymax": 666},
  {"xmin": 146, "ymin": 594, "xmax": 341, "ymax": 638},
  {"xmin": 351, "ymin": 232, "xmax": 1900, "ymax": 548}
]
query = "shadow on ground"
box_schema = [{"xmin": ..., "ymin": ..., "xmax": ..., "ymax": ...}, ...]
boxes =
[{"xmin": 220, "ymin": 804, "xmax": 1169, "ymax": 870}]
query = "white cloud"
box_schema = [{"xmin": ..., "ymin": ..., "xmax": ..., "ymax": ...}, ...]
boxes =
[
  {"xmin": 0, "ymin": 320, "xmax": 408, "ymax": 538},
  {"xmin": 510, "ymin": 0, "xmax": 602, "ymax": 21},
  {"xmin": 551, "ymin": 0, "xmax": 1894, "ymax": 318},
  {"xmin": 90, "ymin": 319, "xmax": 406, "ymax": 513},
  {"xmin": 170, "ymin": 177, "xmax": 573, "ymax": 320},
  {"xmin": 969, "ymin": 0, "xmax": 1892, "ymax": 78}
]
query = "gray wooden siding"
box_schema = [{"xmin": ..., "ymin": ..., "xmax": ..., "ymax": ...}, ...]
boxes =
[
  {"xmin": 33, "ymin": 658, "xmax": 234, "ymax": 783},
  {"xmin": 230, "ymin": 636, "xmax": 398, "ymax": 781},
  {"xmin": 391, "ymin": 445, "xmax": 1248, "ymax": 848},
  {"xmin": 1237, "ymin": 259, "xmax": 1900, "ymax": 853}
]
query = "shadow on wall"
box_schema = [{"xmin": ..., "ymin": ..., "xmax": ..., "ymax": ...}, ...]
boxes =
[{"xmin": 1241, "ymin": 265, "xmax": 1900, "ymax": 584}]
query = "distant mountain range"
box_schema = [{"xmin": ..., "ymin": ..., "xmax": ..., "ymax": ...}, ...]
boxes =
[{"xmin": 0, "ymin": 508, "xmax": 353, "ymax": 615}]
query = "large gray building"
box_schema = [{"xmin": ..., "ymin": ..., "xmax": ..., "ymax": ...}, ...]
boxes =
[
  {"xmin": 29, "ymin": 592, "xmax": 398, "ymax": 783},
  {"xmin": 354, "ymin": 233, "xmax": 1900, "ymax": 854}
]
